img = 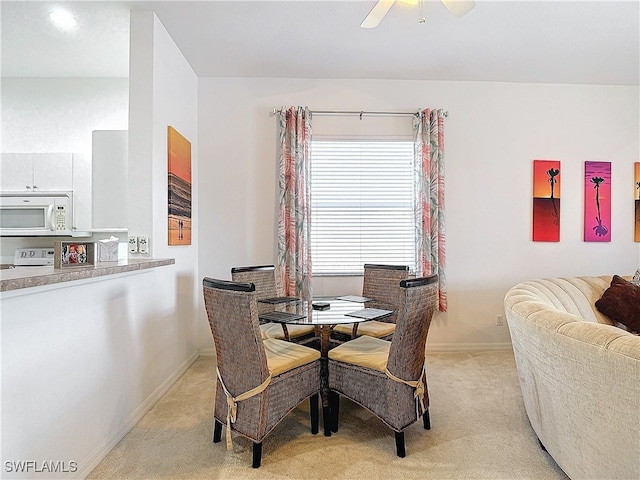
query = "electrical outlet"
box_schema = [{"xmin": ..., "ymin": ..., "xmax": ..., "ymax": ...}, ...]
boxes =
[
  {"xmin": 128, "ymin": 236, "xmax": 138, "ymax": 254},
  {"xmin": 138, "ymin": 236, "xmax": 149, "ymax": 255},
  {"xmin": 496, "ymin": 314, "xmax": 504, "ymax": 326}
]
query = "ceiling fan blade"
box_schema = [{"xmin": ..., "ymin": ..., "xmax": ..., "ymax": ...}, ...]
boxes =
[
  {"xmin": 361, "ymin": 0, "xmax": 396, "ymax": 29},
  {"xmin": 441, "ymin": 0, "xmax": 475, "ymax": 18}
]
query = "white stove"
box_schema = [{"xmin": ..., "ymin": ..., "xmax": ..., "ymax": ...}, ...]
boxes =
[{"xmin": 14, "ymin": 248, "xmax": 55, "ymax": 266}]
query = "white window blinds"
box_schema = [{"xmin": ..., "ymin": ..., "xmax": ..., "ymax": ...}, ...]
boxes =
[{"xmin": 310, "ymin": 139, "xmax": 416, "ymax": 276}]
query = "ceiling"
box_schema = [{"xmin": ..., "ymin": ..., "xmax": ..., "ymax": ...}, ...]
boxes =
[{"xmin": 2, "ymin": 0, "xmax": 639, "ymax": 86}]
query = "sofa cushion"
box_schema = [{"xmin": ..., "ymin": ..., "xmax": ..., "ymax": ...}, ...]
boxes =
[
  {"xmin": 504, "ymin": 277, "xmax": 615, "ymax": 325},
  {"xmin": 595, "ymin": 275, "xmax": 640, "ymax": 332}
]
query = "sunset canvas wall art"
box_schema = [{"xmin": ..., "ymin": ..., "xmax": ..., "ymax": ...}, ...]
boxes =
[
  {"xmin": 635, "ymin": 162, "xmax": 640, "ymax": 242},
  {"xmin": 532, "ymin": 160, "xmax": 561, "ymax": 242},
  {"xmin": 168, "ymin": 126, "xmax": 192, "ymax": 245},
  {"xmin": 584, "ymin": 161, "xmax": 611, "ymax": 242}
]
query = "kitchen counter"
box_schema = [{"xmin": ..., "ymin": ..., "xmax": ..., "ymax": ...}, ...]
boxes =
[
  {"xmin": 1, "ymin": 258, "xmax": 175, "ymax": 292},
  {"xmin": 2, "ymin": 253, "xmax": 188, "ymax": 479}
]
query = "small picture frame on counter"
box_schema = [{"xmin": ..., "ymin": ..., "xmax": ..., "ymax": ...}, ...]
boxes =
[{"xmin": 54, "ymin": 241, "xmax": 95, "ymax": 269}]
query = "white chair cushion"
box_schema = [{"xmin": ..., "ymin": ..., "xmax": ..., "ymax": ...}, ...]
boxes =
[
  {"xmin": 263, "ymin": 338, "xmax": 321, "ymax": 376},
  {"xmin": 328, "ymin": 335, "xmax": 390, "ymax": 372},
  {"xmin": 333, "ymin": 321, "xmax": 396, "ymax": 338},
  {"xmin": 260, "ymin": 322, "xmax": 315, "ymax": 340}
]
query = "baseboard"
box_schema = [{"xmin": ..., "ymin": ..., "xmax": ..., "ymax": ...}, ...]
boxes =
[
  {"xmin": 427, "ymin": 342, "xmax": 513, "ymax": 352},
  {"xmin": 74, "ymin": 349, "xmax": 200, "ymax": 479},
  {"xmin": 199, "ymin": 346, "xmax": 216, "ymax": 356}
]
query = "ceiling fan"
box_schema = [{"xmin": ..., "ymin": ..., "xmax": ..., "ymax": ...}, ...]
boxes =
[{"xmin": 361, "ymin": 0, "xmax": 475, "ymax": 28}]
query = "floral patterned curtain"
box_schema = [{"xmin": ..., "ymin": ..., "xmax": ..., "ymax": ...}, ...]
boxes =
[
  {"xmin": 277, "ymin": 107, "xmax": 313, "ymax": 300},
  {"xmin": 413, "ymin": 109, "xmax": 447, "ymax": 312}
]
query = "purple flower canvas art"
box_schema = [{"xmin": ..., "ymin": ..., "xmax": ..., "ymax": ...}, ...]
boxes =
[{"xmin": 584, "ymin": 161, "xmax": 611, "ymax": 242}]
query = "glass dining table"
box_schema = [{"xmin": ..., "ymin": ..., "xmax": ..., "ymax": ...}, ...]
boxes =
[{"xmin": 258, "ymin": 296, "xmax": 393, "ymax": 436}]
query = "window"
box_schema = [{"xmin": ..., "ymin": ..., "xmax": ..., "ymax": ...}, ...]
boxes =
[{"xmin": 310, "ymin": 139, "xmax": 416, "ymax": 275}]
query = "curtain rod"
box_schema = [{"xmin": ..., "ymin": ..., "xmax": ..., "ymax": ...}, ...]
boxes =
[{"xmin": 270, "ymin": 108, "xmax": 449, "ymax": 118}]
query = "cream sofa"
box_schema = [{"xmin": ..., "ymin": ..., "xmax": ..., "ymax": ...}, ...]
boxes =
[{"xmin": 504, "ymin": 275, "xmax": 640, "ymax": 480}]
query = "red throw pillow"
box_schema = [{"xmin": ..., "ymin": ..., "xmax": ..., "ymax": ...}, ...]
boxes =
[{"xmin": 595, "ymin": 275, "xmax": 640, "ymax": 332}]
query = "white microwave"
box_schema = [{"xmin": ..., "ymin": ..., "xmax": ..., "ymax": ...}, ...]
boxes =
[{"xmin": 0, "ymin": 192, "xmax": 73, "ymax": 236}]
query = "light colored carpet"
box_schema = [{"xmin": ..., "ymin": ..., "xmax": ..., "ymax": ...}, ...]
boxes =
[{"xmin": 87, "ymin": 350, "xmax": 568, "ymax": 480}]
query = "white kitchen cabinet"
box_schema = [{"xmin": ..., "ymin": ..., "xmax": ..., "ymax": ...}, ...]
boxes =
[
  {"xmin": 1, "ymin": 152, "xmax": 92, "ymax": 232},
  {"xmin": 91, "ymin": 130, "xmax": 128, "ymax": 229},
  {"xmin": 1, "ymin": 153, "xmax": 73, "ymax": 192},
  {"xmin": 33, "ymin": 153, "xmax": 74, "ymax": 191},
  {"xmin": 1, "ymin": 154, "xmax": 33, "ymax": 191},
  {"xmin": 72, "ymin": 152, "xmax": 92, "ymax": 231}
]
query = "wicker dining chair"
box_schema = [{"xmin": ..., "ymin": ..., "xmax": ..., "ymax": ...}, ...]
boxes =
[
  {"xmin": 231, "ymin": 265, "xmax": 315, "ymax": 343},
  {"xmin": 203, "ymin": 277, "xmax": 321, "ymax": 468},
  {"xmin": 332, "ymin": 264, "xmax": 411, "ymax": 342},
  {"xmin": 328, "ymin": 275, "xmax": 439, "ymax": 457}
]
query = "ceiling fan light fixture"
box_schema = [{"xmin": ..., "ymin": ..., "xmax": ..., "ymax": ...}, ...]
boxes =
[
  {"xmin": 361, "ymin": 0, "xmax": 474, "ymax": 29},
  {"xmin": 49, "ymin": 8, "xmax": 79, "ymax": 31},
  {"xmin": 360, "ymin": 0, "xmax": 395, "ymax": 28},
  {"xmin": 440, "ymin": 0, "xmax": 475, "ymax": 18},
  {"xmin": 417, "ymin": 0, "xmax": 426, "ymax": 23}
]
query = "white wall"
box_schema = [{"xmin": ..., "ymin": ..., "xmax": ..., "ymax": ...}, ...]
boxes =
[
  {"xmin": 128, "ymin": 9, "xmax": 200, "ymax": 365},
  {"xmin": 1, "ymin": 78, "xmax": 129, "ymax": 155},
  {"xmin": 197, "ymin": 78, "xmax": 639, "ymax": 351},
  {"xmin": 129, "ymin": 11, "xmax": 198, "ymax": 256}
]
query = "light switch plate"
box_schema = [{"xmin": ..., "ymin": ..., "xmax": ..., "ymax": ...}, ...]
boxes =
[
  {"xmin": 128, "ymin": 236, "xmax": 138, "ymax": 254},
  {"xmin": 138, "ymin": 236, "xmax": 149, "ymax": 255}
]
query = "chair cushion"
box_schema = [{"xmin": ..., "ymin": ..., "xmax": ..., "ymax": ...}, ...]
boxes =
[
  {"xmin": 333, "ymin": 321, "xmax": 396, "ymax": 338},
  {"xmin": 263, "ymin": 338, "xmax": 321, "ymax": 376},
  {"xmin": 260, "ymin": 322, "xmax": 315, "ymax": 340},
  {"xmin": 328, "ymin": 335, "xmax": 390, "ymax": 372}
]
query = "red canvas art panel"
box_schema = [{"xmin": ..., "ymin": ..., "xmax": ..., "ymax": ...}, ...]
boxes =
[
  {"xmin": 635, "ymin": 162, "xmax": 640, "ymax": 242},
  {"xmin": 532, "ymin": 160, "xmax": 561, "ymax": 242},
  {"xmin": 584, "ymin": 161, "xmax": 611, "ymax": 242}
]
